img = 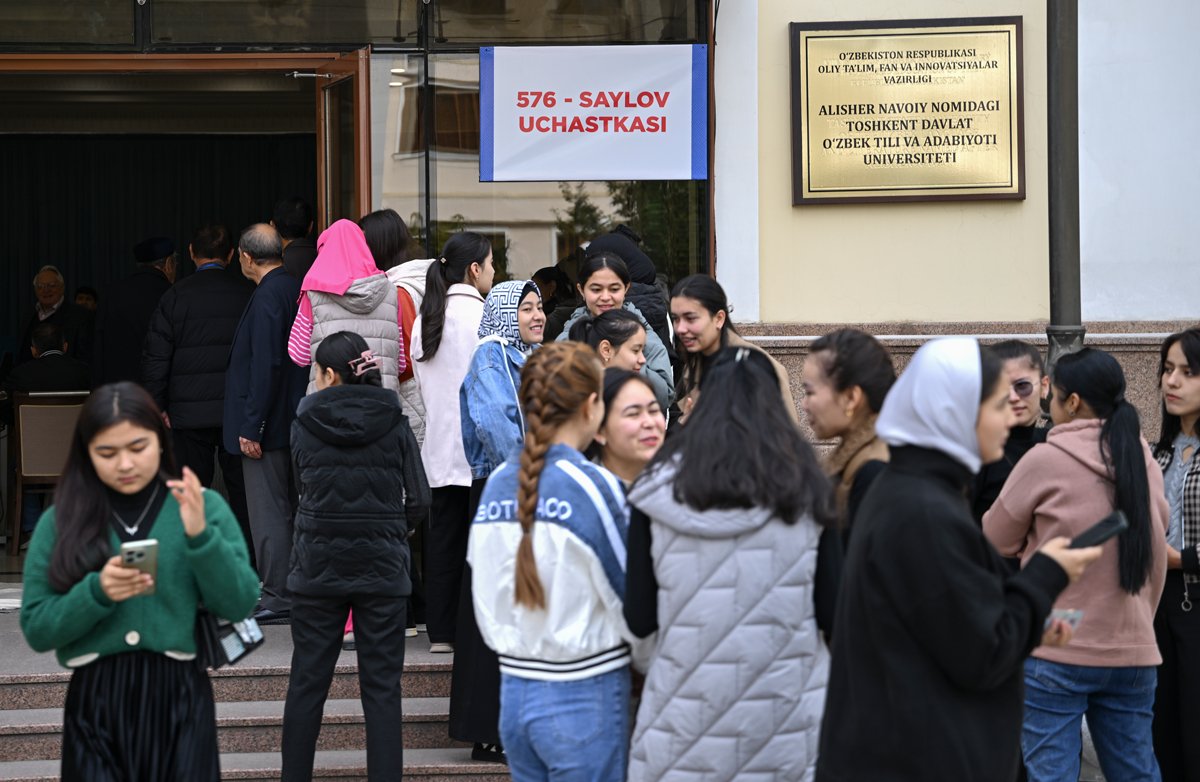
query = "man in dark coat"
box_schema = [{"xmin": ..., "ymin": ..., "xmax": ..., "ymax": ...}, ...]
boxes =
[
  {"xmin": 92, "ymin": 236, "xmax": 176, "ymax": 387},
  {"xmin": 142, "ymin": 223, "xmax": 254, "ymax": 559},
  {"xmin": 273, "ymin": 196, "xmax": 317, "ymax": 281},
  {"xmin": 16, "ymin": 266, "xmax": 93, "ymax": 367},
  {"xmin": 223, "ymin": 223, "xmax": 308, "ymax": 624},
  {"xmin": 3, "ymin": 321, "xmax": 90, "ymax": 542}
]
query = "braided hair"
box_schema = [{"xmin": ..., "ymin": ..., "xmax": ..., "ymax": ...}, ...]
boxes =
[{"xmin": 514, "ymin": 341, "xmax": 604, "ymax": 609}]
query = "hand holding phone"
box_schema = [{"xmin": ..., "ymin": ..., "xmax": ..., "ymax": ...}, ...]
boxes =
[
  {"xmin": 1069, "ymin": 511, "xmax": 1129, "ymax": 549},
  {"xmin": 120, "ymin": 539, "xmax": 159, "ymax": 596}
]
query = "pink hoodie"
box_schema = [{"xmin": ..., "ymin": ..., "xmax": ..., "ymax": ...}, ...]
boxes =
[{"xmin": 983, "ymin": 418, "xmax": 1167, "ymax": 667}]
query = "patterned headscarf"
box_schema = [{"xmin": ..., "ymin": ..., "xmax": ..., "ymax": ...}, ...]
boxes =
[{"xmin": 478, "ymin": 280, "xmax": 541, "ymax": 355}]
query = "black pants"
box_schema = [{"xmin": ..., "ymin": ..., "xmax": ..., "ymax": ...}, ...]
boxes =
[
  {"xmin": 281, "ymin": 592, "xmax": 407, "ymax": 782},
  {"xmin": 174, "ymin": 427, "xmax": 253, "ymax": 568},
  {"xmin": 424, "ymin": 485, "xmax": 472, "ymax": 643},
  {"xmin": 449, "ymin": 478, "xmax": 501, "ymax": 744},
  {"xmin": 1153, "ymin": 570, "xmax": 1200, "ymax": 782}
]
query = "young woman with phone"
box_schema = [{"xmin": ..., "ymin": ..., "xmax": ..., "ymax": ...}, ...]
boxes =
[
  {"xmin": 1152, "ymin": 327, "xmax": 1200, "ymax": 782},
  {"xmin": 983, "ymin": 347, "xmax": 1169, "ymax": 782},
  {"xmin": 817, "ymin": 338, "xmax": 1102, "ymax": 782},
  {"xmin": 468, "ymin": 342, "xmax": 635, "ymax": 782},
  {"xmin": 20, "ymin": 382, "xmax": 259, "ymax": 781},
  {"xmin": 282, "ymin": 331, "xmax": 431, "ymax": 781}
]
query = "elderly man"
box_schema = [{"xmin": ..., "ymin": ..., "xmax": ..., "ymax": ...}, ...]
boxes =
[
  {"xmin": 224, "ymin": 223, "xmax": 308, "ymax": 624},
  {"xmin": 16, "ymin": 266, "xmax": 93, "ymax": 366},
  {"xmin": 92, "ymin": 236, "xmax": 176, "ymax": 386}
]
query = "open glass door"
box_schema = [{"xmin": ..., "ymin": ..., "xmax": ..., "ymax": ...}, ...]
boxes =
[{"xmin": 315, "ymin": 48, "xmax": 371, "ymax": 229}]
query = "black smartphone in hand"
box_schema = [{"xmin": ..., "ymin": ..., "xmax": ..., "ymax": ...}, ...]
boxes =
[{"xmin": 1068, "ymin": 510, "xmax": 1128, "ymax": 549}]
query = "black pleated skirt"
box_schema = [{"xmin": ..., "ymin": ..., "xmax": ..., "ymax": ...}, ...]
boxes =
[{"xmin": 61, "ymin": 651, "xmax": 219, "ymax": 782}]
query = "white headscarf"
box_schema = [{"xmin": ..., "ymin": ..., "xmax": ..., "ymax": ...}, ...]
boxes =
[{"xmin": 876, "ymin": 337, "xmax": 984, "ymax": 474}]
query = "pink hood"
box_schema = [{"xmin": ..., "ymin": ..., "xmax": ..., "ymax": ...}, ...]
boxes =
[{"xmin": 301, "ymin": 219, "xmax": 381, "ymax": 295}]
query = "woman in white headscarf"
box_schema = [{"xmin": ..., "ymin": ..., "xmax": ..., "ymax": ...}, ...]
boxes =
[{"xmin": 815, "ymin": 338, "xmax": 1102, "ymax": 782}]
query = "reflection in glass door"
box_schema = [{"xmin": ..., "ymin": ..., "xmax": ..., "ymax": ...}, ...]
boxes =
[{"xmin": 323, "ymin": 75, "xmax": 357, "ymax": 223}]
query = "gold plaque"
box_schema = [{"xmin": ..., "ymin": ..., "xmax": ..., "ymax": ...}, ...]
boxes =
[{"xmin": 790, "ymin": 17, "xmax": 1024, "ymax": 204}]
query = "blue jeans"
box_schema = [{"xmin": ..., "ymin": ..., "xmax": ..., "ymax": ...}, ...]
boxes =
[
  {"xmin": 499, "ymin": 667, "xmax": 630, "ymax": 782},
  {"xmin": 1023, "ymin": 657, "xmax": 1161, "ymax": 782}
]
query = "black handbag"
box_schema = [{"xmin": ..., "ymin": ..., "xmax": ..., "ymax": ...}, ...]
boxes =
[{"xmin": 194, "ymin": 607, "xmax": 265, "ymax": 669}]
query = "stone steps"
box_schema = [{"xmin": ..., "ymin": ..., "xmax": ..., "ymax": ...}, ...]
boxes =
[
  {"xmin": 0, "ymin": 619, "xmax": 507, "ymax": 781},
  {"xmin": 0, "ymin": 748, "xmax": 510, "ymax": 781},
  {"xmin": 0, "ymin": 697, "xmax": 470, "ymax": 762}
]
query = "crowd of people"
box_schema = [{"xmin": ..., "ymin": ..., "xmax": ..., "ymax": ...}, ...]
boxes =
[{"xmin": 12, "ymin": 204, "xmax": 1200, "ymax": 782}]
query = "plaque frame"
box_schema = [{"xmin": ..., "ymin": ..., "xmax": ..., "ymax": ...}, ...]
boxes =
[{"xmin": 789, "ymin": 16, "xmax": 1025, "ymax": 205}]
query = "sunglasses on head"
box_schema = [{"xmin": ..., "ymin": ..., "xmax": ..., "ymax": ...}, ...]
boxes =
[{"xmin": 1012, "ymin": 379, "xmax": 1036, "ymax": 398}]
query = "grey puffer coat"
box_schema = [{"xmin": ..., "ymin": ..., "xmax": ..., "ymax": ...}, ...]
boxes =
[{"xmin": 626, "ymin": 462, "xmax": 829, "ymax": 782}]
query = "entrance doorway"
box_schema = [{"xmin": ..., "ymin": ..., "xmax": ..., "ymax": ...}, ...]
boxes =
[{"xmin": 0, "ymin": 52, "xmax": 372, "ymax": 355}]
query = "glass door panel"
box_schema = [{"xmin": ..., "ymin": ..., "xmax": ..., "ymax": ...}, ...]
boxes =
[{"xmin": 315, "ymin": 49, "xmax": 371, "ymax": 229}]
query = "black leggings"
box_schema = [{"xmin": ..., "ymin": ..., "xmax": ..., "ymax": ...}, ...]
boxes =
[
  {"xmin": 423, "ymin": 485, "xmax": 473, "ymax": 643},
  {"xmin": 1153, "ymin": 570, "xmax": 1200, "ymax": 782}
]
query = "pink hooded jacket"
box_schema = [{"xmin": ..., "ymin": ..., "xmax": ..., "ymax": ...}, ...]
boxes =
[{"xmin": 983, "ymin": 418, "xmax": 1167, "ymax": 667}]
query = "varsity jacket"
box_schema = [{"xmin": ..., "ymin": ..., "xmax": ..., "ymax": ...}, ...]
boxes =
[{"xmin": 468, "ymin": 443, "xmax": 636, "ymax": 681}]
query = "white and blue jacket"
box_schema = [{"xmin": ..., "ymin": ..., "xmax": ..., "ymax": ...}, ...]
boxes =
[{"xmin": 468, "ymin": 443, "xmax": 635, "ymax": 681}]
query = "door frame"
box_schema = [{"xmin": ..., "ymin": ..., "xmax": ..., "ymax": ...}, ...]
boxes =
[{"xmin": 0, "ymin": 52, "xmax": 371, "ymax": 231}]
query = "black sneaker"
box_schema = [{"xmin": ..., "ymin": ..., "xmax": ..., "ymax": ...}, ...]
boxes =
[{"xmin": 471, "ymin": 743, "xmax": 507, "ymax": 764}]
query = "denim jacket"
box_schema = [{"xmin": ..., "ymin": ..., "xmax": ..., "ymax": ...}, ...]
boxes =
[{"xmin": 460, "ymin": 337, "xmax": 527, "ymax": 481}]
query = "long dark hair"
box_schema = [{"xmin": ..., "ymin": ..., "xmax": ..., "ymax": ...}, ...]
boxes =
[
  {"xmin": 1054, "ymin": 348, "xmax": 1152, "ymax": 595},
  {"xmin": 980, "ymin": 344, "xmax": 1004, "ymax": 403},
  {"xmin": 567, "ymin": 308, "xmax": 644, "ymax": 351},
  {"xmin": 577, "ymin": 251, "xmax": 630, "ymax": 290},
  {"xmin": 49, "ymin": 383, "xmax": 176, "ymax": 593},
  {"xmin": 418, "ymin": 231, "xmax": 491, "ymax": 362},
  {"xmin": 808, "ymin": 329, "xmax": 896, "ymax": 413},
  {"xmin": 1157, "ymin": 328, "xmax": 1200, "ymax": 452},
  {"xmin": 315, "ymin": 331, "xmax": 383, "ymax": 388},
  {"xmin": 642, "ymin": 347, "xmax": 833, "ymax": 526},
  {"xmin": 358, "ymin": 208, "xmax": 411, "ymax": 270},
  {"xmin": 670, "ymin": 274, "xmax": 737, "ymax": 400}
]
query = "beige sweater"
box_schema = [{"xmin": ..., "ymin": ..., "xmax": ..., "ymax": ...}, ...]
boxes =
[{"xmin": 983, "ymin": 418, "xmax": 1168, "ymax": 668}]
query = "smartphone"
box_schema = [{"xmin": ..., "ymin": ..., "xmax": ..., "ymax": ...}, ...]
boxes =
[
  {"xmin": 120, "ymin": 539, "xmax": 158, "ymax": 595},
  {"xmin": 1068, "ymin": 510, "xmax": 1129, "ymax": 549},
  {"xmin": 1044, "ymin": 608, "xmax": 1084, "ymax": 632}
]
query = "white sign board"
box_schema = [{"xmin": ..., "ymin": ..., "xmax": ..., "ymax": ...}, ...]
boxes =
[{"xmin": 481, "ymin": 45, "xmax": 708, "ymax": 182}]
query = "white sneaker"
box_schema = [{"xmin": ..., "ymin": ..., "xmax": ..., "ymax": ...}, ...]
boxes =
[
  {"xmin": 405, "ymin": 627, "xmax": 418, "ymax": 637},
  {"xmin": 429, "ymin": 642, "xmax": 454, "ymax": 654}
]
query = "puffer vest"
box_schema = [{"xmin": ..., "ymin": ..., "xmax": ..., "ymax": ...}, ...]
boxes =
[
  {"xmin": 289, "ymin": 385, "xmax": 413, "ymax": 597},
  {"xmin": 627, "ymin": 464, "xmax": 829, "ymax": 782},
  {"xmin": 307, "ymin": 274, "xmax": 400, "ymax": 394}
]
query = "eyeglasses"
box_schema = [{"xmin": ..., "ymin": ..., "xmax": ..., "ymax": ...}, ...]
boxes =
[
  {"xmin": 34, "ymin": 282, "xmax": 62, "ymax": 291},
  {"xmin": 1012, "ymin": 379, "xmax": 1036, "ymax": 398}
]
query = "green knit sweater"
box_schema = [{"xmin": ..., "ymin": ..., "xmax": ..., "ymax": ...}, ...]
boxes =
[{"xmin": 20, "ymin": 488, "xmax": 260, "ymax": 669}]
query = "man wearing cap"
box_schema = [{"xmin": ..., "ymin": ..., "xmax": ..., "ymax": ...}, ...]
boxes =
[{"xmin": 92, "ymin": 236, "xmax": 176, "ymax": 386}]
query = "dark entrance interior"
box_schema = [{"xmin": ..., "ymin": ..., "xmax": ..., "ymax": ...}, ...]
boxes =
[{"xmin": 1, "ymin": 71, "xmax": 318, "ymax": 358}]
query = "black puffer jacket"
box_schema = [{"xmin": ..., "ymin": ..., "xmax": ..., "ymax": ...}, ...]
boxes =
[
  {"xmin": 141, "ymin": 265, "xmax": 253, "ymax": 429},
  {"xmin": 289, "ymin": 384, "xmax": 432, "ymax": 597}
]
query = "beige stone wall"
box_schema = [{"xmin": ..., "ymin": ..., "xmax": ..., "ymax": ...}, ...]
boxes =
[{"xmin": 756, "ymin": 1, "xmax": 1050, "ymax": 324}]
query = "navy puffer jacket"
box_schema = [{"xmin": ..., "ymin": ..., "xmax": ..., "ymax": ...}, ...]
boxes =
[{"xmin": 289, "ymin": 384, "xmax": 431, "ymax": 596}]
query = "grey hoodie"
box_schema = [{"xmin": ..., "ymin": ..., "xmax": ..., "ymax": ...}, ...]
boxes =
[{"xmin": 626, "ymin": 462, "xmax": 828, "ymax": 782}]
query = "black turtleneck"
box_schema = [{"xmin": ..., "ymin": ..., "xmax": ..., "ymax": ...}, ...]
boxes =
[{"xmin": 109, "ymin": 478, "xmax": 168, "ymax": 543}]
